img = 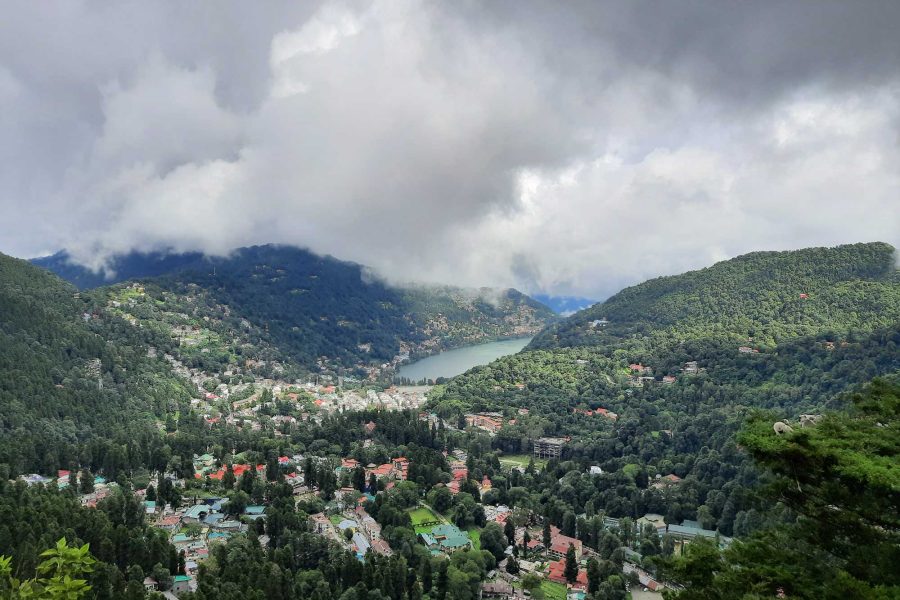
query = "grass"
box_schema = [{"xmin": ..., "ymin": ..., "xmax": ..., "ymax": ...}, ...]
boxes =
[
  {"xmin": 498, "ymin": 454, "xmax": 547, "ymax": 470},
  {"xmin": 466, "ymin": 527, "xmax": 481, "ymax": 551},
  {"xmin": 329, "ymin": 514, "xmax": 344, "ymax": 526},
  {"xmin": 409, "ymin": 506, "xmax": 441, "ymax": 525},
  {"xmin": 540, "ymin": 580, "xmax": 567, "ymax": 600},
  {"xmin": 409, "ymin": 506, "xmax": 443, "ymax": 533}
]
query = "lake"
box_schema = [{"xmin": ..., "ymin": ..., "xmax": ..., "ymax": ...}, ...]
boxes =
[{"xmin": 398, "ymin": 337, "xmax": 533, "ymax": 382}]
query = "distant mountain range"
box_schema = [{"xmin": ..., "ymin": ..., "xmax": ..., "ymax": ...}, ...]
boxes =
[{"xmin": 530, "ymin": 294, "xmax": 597, "ymax": 315}]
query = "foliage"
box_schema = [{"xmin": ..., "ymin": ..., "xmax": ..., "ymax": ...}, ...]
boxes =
[
  {"xmin": 0, "ymin": 538, "xmax": 95, "ymax": 599},
  {"xmin": 663, "ymin": 379, "xmax": 900, "ymax": 599}
]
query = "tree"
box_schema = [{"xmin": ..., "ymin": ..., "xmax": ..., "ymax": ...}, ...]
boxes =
[
  {"xmin": 223, "ymin": 463, "xmax": 236, "ymax": 489},
  {"xmin": 506, "ymin": 556, "xmax": 519, "ymax": 575},
  {"xmin": 664, "ymin": 379, "xmax": 900, "ymax": 599},
  {"xmin": 480, "ymin": 523, "xmax": 507, "ymax": 562},
  {"xmin": 420, "ymin": 558, "xmax": 432, "ymax": 594},
  {"xmin": 79, "ymin": 469, "xmax": 94, "ymax": 494},
  {"xmin": 542, "ymin": 521, "xmax": 551, "ymax": 552},
  {"xmin": 564, "ymin": 544, "xmax": 578, "ymax": 584},
  {"xmin": 504, "ymin": 519, "xmax": 516, "ymax": 546},
  {"xmin": 586, "ymin": 558, "xmax": 601, "ymax": 595},
  {"xmin": 522, "ymin": 530, "xmax": 531, "ymax": 558},
  {"xmin": 0, "ymin": 538, "xmax": 96, "ymax": 599},
  {"xmin": 353, "ymin": 467, "xmax": 366, "ymax": 493}
]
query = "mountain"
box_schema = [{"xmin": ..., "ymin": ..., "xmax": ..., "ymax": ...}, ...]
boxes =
[
  {"xmin": 530, "ymin": 294, "xmax": 597, "ymax": 315},
  {"xmin": 35, "ymin": 245, "xmax": 555, "ymax": 375},
  {"xmin": 531, "ymin": 241, "xmax": 900, "ymax": 351},
  {"xmin": 430, "ymin": 241, "xmax": 900, "ymax": 537},
  {"xmin": 32, "ymin": 250, "xmax": 207, "ymax": 290},
  {"xmin": 0, "ymin": 252, "xmax": 195, "ymax": 476}
]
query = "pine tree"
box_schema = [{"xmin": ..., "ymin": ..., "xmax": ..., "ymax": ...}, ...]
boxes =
[
  {"xmin": 420, "ymin": 558, "xmax": 432, "ymax": 593},
  {"xmin": 542, "ymin": 521, "xmax": 551, "ymax": 553},
  {"xmin": 504, "ymin": 519, "xmax": 516, "ymax": 546},
  {"xmin": 564, "ymin": 544, "xmax": 578, "ymax": 583},
  {"xmin": 586, "ymin": 557, "xmax": 601, "ymax": 595}
]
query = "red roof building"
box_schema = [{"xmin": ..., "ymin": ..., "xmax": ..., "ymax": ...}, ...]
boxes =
[{"xmin": 547, "ymin": 558, "xmax": 588, "ymax": 590}]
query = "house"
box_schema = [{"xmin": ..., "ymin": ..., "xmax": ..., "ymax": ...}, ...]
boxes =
[
  {"xmin": 548, "ymin": 527, "xmax": 582, "ymax": 560},
  {"xmin": 143, "ymin": 577, "xmax": 158, "ymax": 591},
  {"xmin": 422, "ymin": 524, "xmax": 472, "ymax": 554},
  {"xmin": 364, "ymin": 421, "xmax": 376, "ymax": 435},
  {"xmin": 371, "ymin": 538, "xmax": 392, "ymax": 556},
  {"xmin": 244, "ymin": 505, "xmax": 266, "ymax": 520},
  {"xmin": 589, "ymin": 466, "xmax": 603, "ymax": 476},
  {"xmin": 466, "ymin": 414, "xmax": 504, "ymax": 433},
  {"xmin": 310, "ymin": 512, "xmax": 330, "ymax": 534},
  {"xmin": 171, "ymin": 574, "xmax": 192, "ymax": 595},
  {"xmin": 182, "ymin": 504, "xmax": 209, "ymax": 523},
  {"xmin": 738, "ymin": 346, "xmax": 759, "ymax": 354},
  {"xmin": 683, "ymin": 361, "xmax": 699, "ymax": 374},
  {"xmin": 534, "ymin": 437, "xmax": 566, "ymax": 460},
  {"xmin": 547, "ymin": 558, "xmax": 588, "ymax": 590},
  {"xmin": 481, "ymin": 581, "xmax": 513, "ymax": 599},
  {"xmin": 662, "ymin": 375, "xmax": 676, "ymax": 384}
]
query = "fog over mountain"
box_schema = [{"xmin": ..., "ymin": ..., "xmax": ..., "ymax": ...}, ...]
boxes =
[{"xmin": 2, "ymin": 1, "xmax": 899, "ymax": 298}]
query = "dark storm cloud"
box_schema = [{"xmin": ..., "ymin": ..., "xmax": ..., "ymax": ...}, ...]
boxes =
[{"xmin": 1, "ymin": 1, "xmax": 898, "ymax": 297}]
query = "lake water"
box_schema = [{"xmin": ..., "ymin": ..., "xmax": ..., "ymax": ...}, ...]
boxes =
[{"xmin": 398, "ymin": 337, "xmax": 533, "ymax": 382}]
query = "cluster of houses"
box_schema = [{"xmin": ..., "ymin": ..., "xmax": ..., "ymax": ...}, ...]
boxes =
[{"xmin": 310, "ymin": 505, "xmax": 393, "ymax": 559}]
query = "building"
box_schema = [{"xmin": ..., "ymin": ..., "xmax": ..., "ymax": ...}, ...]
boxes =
[
  {"xmin": 171, "ymin": 574, "xmax": 192, "ymax": 595},
  {"xmin": 481, "ymin": 581, "xmax": 513, "ymax": 599},
  {"xmin": 534, "ymin": 437, "xmax": 566, "ymax": 460},
  {"xmin": 420, "ymin": 524, "xmax": 472, "ymax": 554},
  {"xmin": 548, "ymin": 526, "xmax": 582, "ymax": 560},
  {"xmin": 547, "ymin": 558, "xmax": 587, "ymax": 590}
]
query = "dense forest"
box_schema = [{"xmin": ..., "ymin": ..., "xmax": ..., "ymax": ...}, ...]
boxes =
[
  {"xmin": 432, "ymin": 243, "xmax": 899, "ymax": 537},
  {"xmin": 0, "ymin": 253, "xmax": 194, "ymax": 477},
  {"xmin": 36, "ymin": 245, "xmax": 555, "ymax": 370}
]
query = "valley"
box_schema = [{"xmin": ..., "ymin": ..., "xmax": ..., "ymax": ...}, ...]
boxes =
[{"xmin": 1, "ymin": 242, "xmax": 898, "ymax": 600}]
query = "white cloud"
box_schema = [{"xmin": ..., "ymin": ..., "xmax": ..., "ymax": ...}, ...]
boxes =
[{"xmin": 1, "ymin": 1, "xmax": 899, "ymax": 298}]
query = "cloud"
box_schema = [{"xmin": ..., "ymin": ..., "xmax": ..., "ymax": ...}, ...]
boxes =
[{"xmin": 1, "ymin": 1, "xmax": 899, "ymax": 298}]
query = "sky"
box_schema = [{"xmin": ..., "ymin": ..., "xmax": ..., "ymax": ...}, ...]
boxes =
[{"xmin": 2, "ymin": 1, "xmax": 899, "ymax": 299}]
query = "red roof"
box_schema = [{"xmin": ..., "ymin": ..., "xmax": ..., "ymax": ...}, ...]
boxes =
[{"xmin": 547, "ymin": 559, "xmax": 588, "ymax": 588}]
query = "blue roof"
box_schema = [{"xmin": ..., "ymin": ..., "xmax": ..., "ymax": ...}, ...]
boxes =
[
  {"xmin": 244, "ymin": 505, "xmax": 266, "ymax": 515},
  {"xmin": 202, "ymin": 513, "xmax": 224, "ymax": 525},
  {"xmin": 352, "ymin": 531, "xmax": 370, "ymax": 556},
  {"xmin": 184, "ymin": 505, "xmax": 208, "ymax": 519},
  {"xmin": 338, "ymin": 519, "xmax": 357, "ymax": 530}
]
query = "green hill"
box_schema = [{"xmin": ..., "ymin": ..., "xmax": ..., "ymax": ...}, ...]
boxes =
[
  {"xmin": 36, "ymin": 245, "xmax": 554, "ymax": 375},
  {"xmin": 430, "ymin": 242, "xmax": 900, "ymax": 533},
  {"xmin": 0, "ymin": 253, "xmax": 194, "ymax": 476},
  {"xmin": 532, "ymin": 241, "xmax": 899, "ymax": 351}
]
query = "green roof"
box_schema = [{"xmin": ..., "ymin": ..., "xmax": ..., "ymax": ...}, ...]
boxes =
[
  {"xmin": 174, "ymin": 575, "xmax": 191, "ymax": 582},
  {"xmin": 430, "ymin": 524, "xmax": 471, "ymax": 549}
]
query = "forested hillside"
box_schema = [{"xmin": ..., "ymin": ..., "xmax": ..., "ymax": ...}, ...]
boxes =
[
  {"xmin": 533, "ymin": 242, "xmax": 899, "ymax": 350},
  {"xmin": 36, "ymin": 245, "xmax": 554, "ymax": 372},
  {"xmin": 0, "ymin": 253, "xmax": 194, "ymax": 476},
  {"xmin": 431, "ymin": 242, "xmax": 900, "ymax": 538}
]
